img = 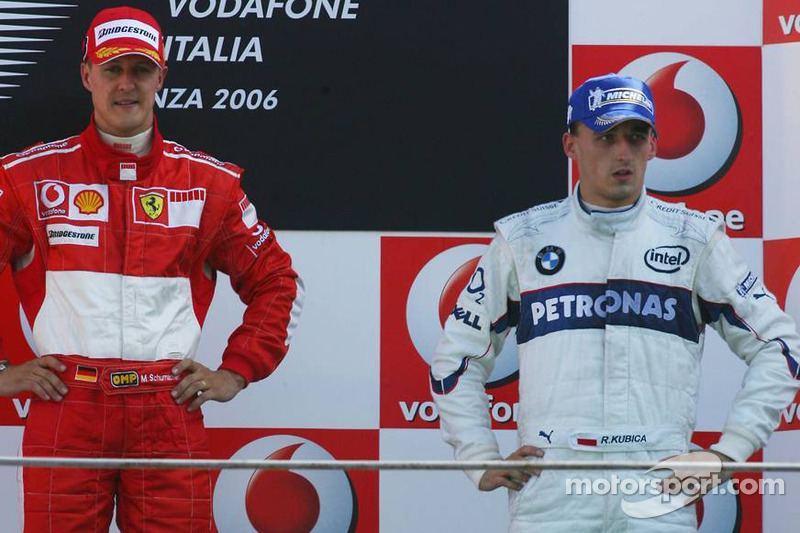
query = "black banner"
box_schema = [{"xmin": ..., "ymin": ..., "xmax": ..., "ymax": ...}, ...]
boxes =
[{"xmin": 0, "ymin": 1, "xmax": 567, "ymax": 230}]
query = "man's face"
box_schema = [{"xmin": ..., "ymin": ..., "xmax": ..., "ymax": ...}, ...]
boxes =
[
  {"xmin": 562, "ymin": 121, "xmax": 657, "ymax": 208},
  {"xmin": 81, "ymin": 55, "xmax": 167, "ymax": 137}
]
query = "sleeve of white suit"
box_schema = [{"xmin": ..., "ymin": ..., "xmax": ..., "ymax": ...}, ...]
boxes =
[
  {"xmin": 694, "ymin": 227, "xmax": 800, "ymax": 462},
  {"xmin": 430, "ymin": 232, "xmax": 520, "ymax": 487}
]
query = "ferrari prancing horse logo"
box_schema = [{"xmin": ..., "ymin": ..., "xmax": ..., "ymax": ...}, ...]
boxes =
[{"xmin": 140, "ymin": 192, "xmax": 164, "ymax": 220}]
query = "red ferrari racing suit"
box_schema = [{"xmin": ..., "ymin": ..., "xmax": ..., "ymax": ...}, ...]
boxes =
[{"xmin": 0, "ymin": 119, "xmax": 303, "ymax": 532}]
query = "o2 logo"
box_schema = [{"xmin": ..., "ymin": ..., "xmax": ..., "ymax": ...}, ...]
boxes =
[
  {"xmin": 618, "ymin": 53, "xmax": 741, "ymax": 196},
  {"xmin": 214, "ymin": 435, "xmax": 357, "ymax": 533},
  {"xmin": 405, "ymin": 244, "xmax": 519, "ymax": 387}
]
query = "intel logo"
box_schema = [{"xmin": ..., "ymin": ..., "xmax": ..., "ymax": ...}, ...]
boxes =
[{"xmin": 644, "ymin": 246, "xmax": 690, "ymax": 273}]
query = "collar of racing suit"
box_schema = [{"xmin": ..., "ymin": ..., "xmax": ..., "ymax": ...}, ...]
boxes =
[
  {"xmin": 572, "ymin": 182, "xmax": 647, "ymax": 235},
  {"xmin": 97, "ymin": 127, "xmax": 153, "ymax": 158},
  {"xmin": 80, "ymin": 115, "xmax": 165, "ymax": 181}
]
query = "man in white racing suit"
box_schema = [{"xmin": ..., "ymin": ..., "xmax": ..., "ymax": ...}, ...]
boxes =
[{"xmin": 430, "ymin": 73, "xmax": 800, "ymax": 532}]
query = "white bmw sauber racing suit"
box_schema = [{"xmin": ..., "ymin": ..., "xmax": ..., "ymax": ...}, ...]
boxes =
[{"xmin": 430, "ymin": 190, "xmax": 800, "ymax": 532}]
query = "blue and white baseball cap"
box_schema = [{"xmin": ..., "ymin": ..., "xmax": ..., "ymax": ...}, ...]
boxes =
[{"xmin": 567, "ymin": 74, "xmax": 656, "ymax": 133}]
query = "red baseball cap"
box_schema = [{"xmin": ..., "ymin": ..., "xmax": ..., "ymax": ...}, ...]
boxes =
[{"xmin": 83, "ymin": 6, "xmax": 165, "ymax": 68}]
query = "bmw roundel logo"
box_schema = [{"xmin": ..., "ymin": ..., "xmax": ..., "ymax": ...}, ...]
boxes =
[{"xmin": 535, "ymin": 245, "xmax": 565, "ymax": 275}]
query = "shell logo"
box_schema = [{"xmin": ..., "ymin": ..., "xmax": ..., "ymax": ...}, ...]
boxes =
[
  {"xmin": 214, "ymin": 435, "xmax": 356, "ymax": 533},
  {"xmin": 406, "ymin": 244, "xmax": 519, "ymax": 387},
  {"xmin": 618, "ymin": 53, "xmax": 741, "ymax": 196},
  {"xmin": 73, "ymin": 189, "xmax": 105, "ymax": 215}
]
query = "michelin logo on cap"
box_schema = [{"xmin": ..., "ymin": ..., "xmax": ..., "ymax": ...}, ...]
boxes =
[{"xmin": 587, "ymin": 87, "xmax": 653, "ymax": 114}]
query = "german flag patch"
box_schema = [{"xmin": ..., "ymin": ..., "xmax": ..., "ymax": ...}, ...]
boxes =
[{"xmin": 75, "ymin": 365, "xmax": 98, "ymax": 383}]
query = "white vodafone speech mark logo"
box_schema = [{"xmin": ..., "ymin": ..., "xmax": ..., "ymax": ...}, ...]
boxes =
[
  {"xmin": 406, "ymin": 244, "xmax": 519, "ymax": 387},
  {"xmin": 214, "ymin": 435, "xmax": 355, "ymax": 533},
  {"xmin": 40, "ymin": 182, "xmax": 65, "ymax": 208},
  {"xmin": 619, "ymin": 53, "xmax": 741, "ymax": 196}
]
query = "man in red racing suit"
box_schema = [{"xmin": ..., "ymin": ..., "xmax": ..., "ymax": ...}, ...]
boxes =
[{"xmin": 0, "ymin": 6, "xmax": 303, "ymax": 532}]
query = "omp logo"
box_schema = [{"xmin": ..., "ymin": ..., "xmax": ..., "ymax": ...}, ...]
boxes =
[
  {"xmin": 618, "ymin": 53, "xmax": 740, "ymax": 196},
  {"xmin": 644, "ymin": 245, "xmax": 690, "ymax": 273},
  {"xmin": 110, "ymin": 371, "xmax": 139, "ymax": 389},
  {"xmin": 0, "ymin": 2, "xmax": 76, "ymax": 101},
  {"xmin": 213, "ymin": 435, "xmax": 357, "ymax": 532}
]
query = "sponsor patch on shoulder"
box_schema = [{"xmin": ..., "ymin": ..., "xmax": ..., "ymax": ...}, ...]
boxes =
[
  {"xmin": 238, "ymin": 195, "xmax": 258, "ymax": 229},
  {"xmin": 246, "ymin": 223, "xmax": 272, "ymax": 256},
  {"xmin": 736, "ymin": 271, "xmax": 758, "ymax": 297}
]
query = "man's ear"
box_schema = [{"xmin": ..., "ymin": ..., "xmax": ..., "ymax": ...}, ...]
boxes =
[
  {"xmin": 563, "ymin": 130, "xmax": 577, "ymax": 159},
  {"xmin": 80, "ymin": 62, "xmax": 92, "ymax": 92},
  {"xmin": 156, "ymin": 65, "xmax": 168, "ymax": 91},
  {"xmin": 648, "ymin": 132, "xmax": 658, "ymax": 161}
]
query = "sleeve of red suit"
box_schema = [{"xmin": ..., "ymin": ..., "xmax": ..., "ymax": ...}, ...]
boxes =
[
  {"xmin": 0, "ymin": 167, "xmax": 33, "ymax": 274},
  {"xmin": 207, "ymin": 180, "xmax": 304, "ymax": 386},
  {"xmin": 0, "ymin": 166, "xmax": 35, "ymax": 361}
]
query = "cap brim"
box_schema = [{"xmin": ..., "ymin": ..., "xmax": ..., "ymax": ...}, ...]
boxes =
[
  {"xmin": 580, "ymin": 111, "xmax": 655, "ymax": 133},
  {"xmin": 92, "ymin": 48, "xmax": 163, "ymax": 68}
]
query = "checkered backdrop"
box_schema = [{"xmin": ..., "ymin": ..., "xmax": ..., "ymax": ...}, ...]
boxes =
[{"xmin": 1, "ymin": 0, "xmax": 799, "ymax": 531}]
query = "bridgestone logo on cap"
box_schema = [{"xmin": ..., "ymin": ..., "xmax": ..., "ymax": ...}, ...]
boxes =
[{"xmin": 95, "ymin": 19, "xmax": 159, "ymax": 49}]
